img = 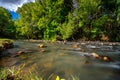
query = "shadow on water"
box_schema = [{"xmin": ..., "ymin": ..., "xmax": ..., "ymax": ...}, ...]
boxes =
[{"xmin": 0, "ymin": 40, "xmax": 120, "ymax": 80}]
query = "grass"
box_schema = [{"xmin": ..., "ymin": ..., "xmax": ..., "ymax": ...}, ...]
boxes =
[
  {"xmin": 0, "ymin": 64, "xmax": 80, "ymax": 80},
  {"xmin": 0, "ymin": 64, "xmax": 24, "ymax": 80},
  {"xmin": 0, "ymin": 64, "xmax": 43, "ymax": 80}
]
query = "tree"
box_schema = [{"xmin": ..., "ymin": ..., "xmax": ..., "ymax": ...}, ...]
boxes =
[
  {"xmin": 15, "ymin": 0, "xmax": 120, "ymax": 41},
  {"xmin": 71, "ymin": 0, "xmax": 101, "ymax": 40},
  {"xmin": 0, "ymin": 7, "xmax": 15, "ymax": 38},
  {"xmin": 17, "ymin": 0, "xmax": 73, "ymax": 40}
]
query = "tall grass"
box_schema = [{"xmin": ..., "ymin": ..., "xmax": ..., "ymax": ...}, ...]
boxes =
[
  {"xmin": 0, "ymin": 64, "xmax": 79, "ymax": 80},
  {"xmin": 0, "ymin": 64, "xmax": 42, "ymax": 80}
]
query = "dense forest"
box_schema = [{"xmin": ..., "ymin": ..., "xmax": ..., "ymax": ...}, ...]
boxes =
[{"xmin": 0, "ymin": 0, "xmax": 120, "ymax": 41}]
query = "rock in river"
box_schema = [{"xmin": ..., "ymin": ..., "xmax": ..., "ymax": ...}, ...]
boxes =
[{"xmin": 2, "ymin": 40, "xmax": 14, "ymax": 49}]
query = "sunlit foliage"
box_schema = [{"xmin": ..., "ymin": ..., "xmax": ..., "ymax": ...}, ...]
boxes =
[{"xmin": 1, "ymin": 0, "xmax": 120, "ymax": 41}]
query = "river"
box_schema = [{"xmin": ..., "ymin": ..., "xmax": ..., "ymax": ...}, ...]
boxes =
[{"xmin": 0, "ymin": 40, "xmax": 120, "ymax": 80}]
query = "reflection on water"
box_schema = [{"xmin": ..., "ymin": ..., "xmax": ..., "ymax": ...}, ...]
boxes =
[{"xmin": 0, "ymin": 40, "xmax": 120, "ymax": 80}]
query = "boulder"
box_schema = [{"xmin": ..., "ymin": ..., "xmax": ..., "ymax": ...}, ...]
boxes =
[{"xmin": 2, "ymin": 40, "xmax": 13, "ymax": 49}]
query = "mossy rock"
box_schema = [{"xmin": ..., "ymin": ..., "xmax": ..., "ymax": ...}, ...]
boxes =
[{"xmin": 2, "ymin": 40, "xmax": 14, "ymax": 49}]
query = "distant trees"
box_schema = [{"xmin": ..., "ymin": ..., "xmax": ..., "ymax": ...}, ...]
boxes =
[
  {"xmin": 0, "ymin": 0, "xmax": 120, "ymax": 41},
  {"xmin": 0, "ymin": 7, "xmax": 15, "ymax": 38}
]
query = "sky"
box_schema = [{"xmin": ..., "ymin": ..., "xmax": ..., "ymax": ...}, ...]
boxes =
[
  {"xmin": 9, "ymin": 11, "xmax": 20, "ymax": 20},
  {"xmin": 0, "ymin": 0, "xmax": 35, "ymax": 11},
  {"xmin": 0, "ymin": 0, "xmax": 35, "ymax": 20}
]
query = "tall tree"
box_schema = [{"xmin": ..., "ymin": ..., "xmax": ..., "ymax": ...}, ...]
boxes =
[
  {"xmin": 17, "ymin": 0, "xmax": 73, "ymax": 40},
  {"xmin": 0, "ymin": 7, "xmax": 15, "ymax": 38}
]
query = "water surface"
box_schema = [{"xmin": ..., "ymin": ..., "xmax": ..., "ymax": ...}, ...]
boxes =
[{"xmin": 0, "ymin": 40, "xmax": 120, "ymax": 80}]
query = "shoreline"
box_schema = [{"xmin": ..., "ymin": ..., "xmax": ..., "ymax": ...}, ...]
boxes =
[
  {"xmin": 21, "ymin": 39, "xmax": 120, "ymax": 46},
  {"xmin": 0, "ymin": 39, "xmax": 14, "ymax": 56}
]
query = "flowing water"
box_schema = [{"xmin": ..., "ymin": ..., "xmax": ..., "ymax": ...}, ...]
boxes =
[{"xmin": 0, "ymin": 40, "xmax": 120, "ymax": 80}]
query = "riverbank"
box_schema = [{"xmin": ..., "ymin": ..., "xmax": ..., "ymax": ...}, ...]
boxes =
[{"xmin": 0, "ymin": 39, "xmax": 14, "ymax": 53}]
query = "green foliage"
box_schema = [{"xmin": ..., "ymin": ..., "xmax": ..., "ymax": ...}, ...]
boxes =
[
  {"xmin": 0, "ymin": 0, "xmax": 120, "ymax": 41},
  {"xmin": 17, "ymin": 0, "xmax": 73, "ymax": 40},
  {"xmin": 69, "ymin": 0, "xmax": 101, "ymax": 40},
  {"xmin": 70, "ymin": 0, "xmax": 120, "ymax": 41},
  {"xmin": 91, "ymin": 15, "xmax": 109, "ymax": 39},
  {"xmin": 0, "ymin": 7, "xmax": 15, "ymax": 38},
  {"xmin": 60, "ymin": 13, "xmax": 75, "ymax": 40}
]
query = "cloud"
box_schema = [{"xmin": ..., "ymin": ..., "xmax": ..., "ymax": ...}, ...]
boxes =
[
  {"xmin": 0, "ymin": 0, "xmax": 21, "ymax": 4},
  {"xmin": 0, "ymin": 0, "xmax": 35, "ymax": 11}
]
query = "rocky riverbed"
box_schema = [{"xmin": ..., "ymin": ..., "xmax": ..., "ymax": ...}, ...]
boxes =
[{"xmin": 0, "ymin": 40, "xmax": 120, "ymax": 80}]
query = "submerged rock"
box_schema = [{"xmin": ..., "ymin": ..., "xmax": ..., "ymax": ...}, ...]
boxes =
[
  {"xmin": 84, "ymin": 61, "xmax": 90, "ymax": 64},
  {"xmin": 40, "ymin": 49, "xmax": 46, "ymax": 52},
  {"xmin": 17, "ymin": 51, "xmax": 24, "ymax": 55},
  {"xmin": 72, "ymin": 43, "xmax": 79, "ymax": 48},
  {"xmin": 17, "ymin": 50, "xmax": 33, "ymax": 55},
  {"xmin": 39, "ymin": 44, "xmax": 47, "ymax": 48}
]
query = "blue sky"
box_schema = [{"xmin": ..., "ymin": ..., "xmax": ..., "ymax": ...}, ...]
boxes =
[{"xmin": 9, "ymin": 11, "xmax": 20, "ymax": 20}]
